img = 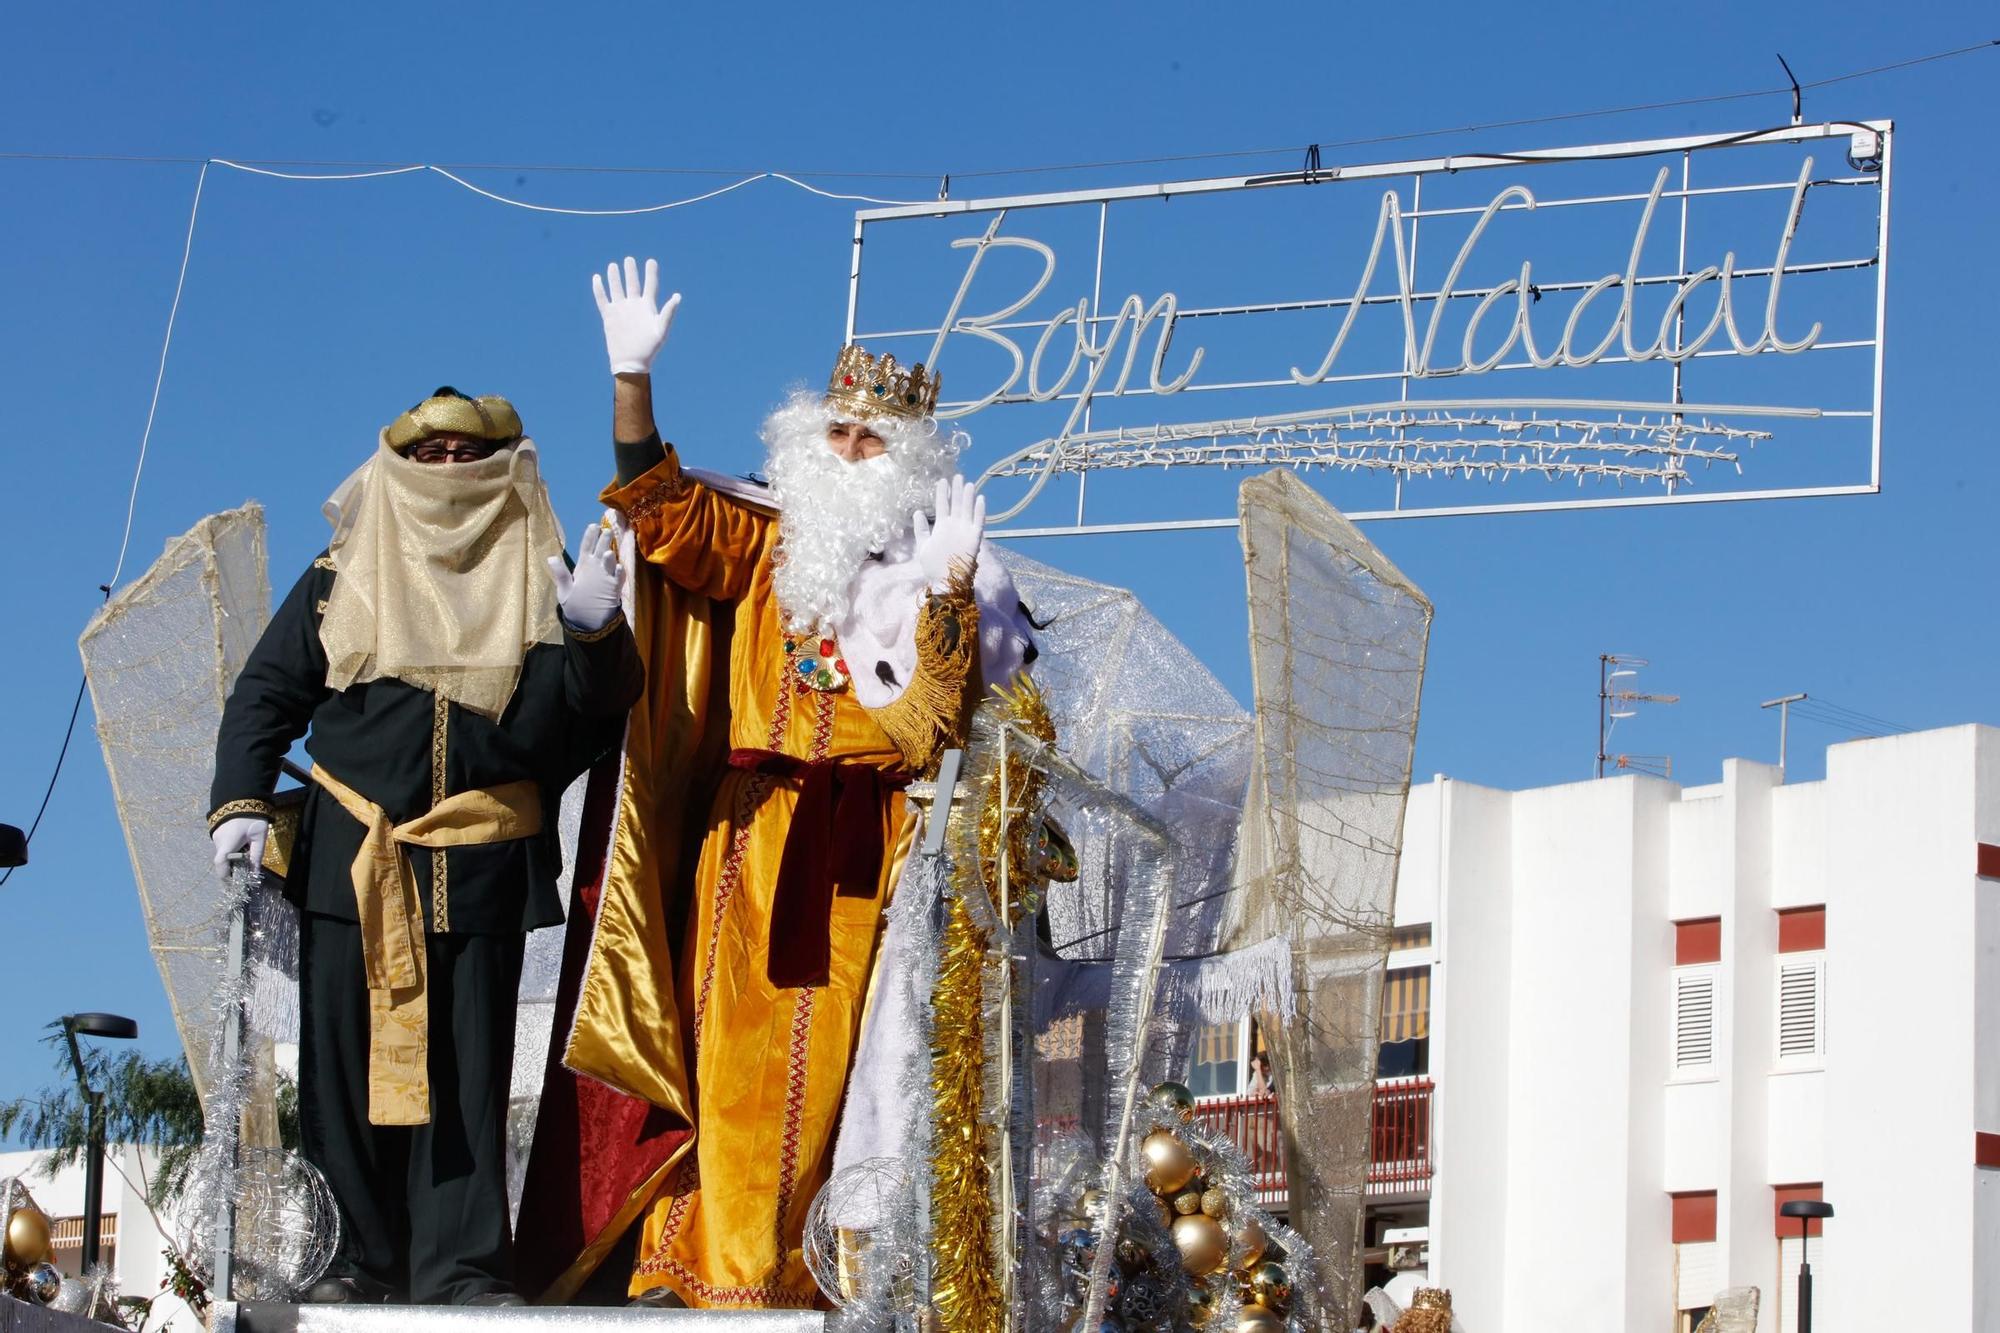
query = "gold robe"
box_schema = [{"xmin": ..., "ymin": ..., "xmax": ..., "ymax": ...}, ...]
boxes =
[{"xmin": 600, "ymin": 451, "xmax": 917, "ymax": 1308}]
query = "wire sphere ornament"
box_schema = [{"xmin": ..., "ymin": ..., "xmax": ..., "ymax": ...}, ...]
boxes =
[
  {"xmin": 180, "ymin": 1148, "xmax": 340, "ymax": 1300},
  {"xmin": 802, "ymin": 1157, "xmax": 911, "ymax": 1307}
]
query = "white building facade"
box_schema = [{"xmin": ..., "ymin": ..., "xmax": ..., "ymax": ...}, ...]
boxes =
[{"xmin": 1383, "ymin": 723, "xmax": 2000, "ymax": 1332}]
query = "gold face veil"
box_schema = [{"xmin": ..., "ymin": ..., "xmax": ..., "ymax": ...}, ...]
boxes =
[{"xmin": 317, "ymin": 412, "xmax": 566, "ymax": 721}]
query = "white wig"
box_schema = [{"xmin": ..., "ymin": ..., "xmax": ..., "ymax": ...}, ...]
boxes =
[{"xmin": 763, "ymin": 387, "xmax": 965, "ymax": 632}]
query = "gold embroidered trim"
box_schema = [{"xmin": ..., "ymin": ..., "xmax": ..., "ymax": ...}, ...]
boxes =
[
  {"xmin": 312, "ymin": 555, "xmax": 337, "ymax": 571},
  {"xmin": 430, "ymin": 691, "xmax": 450, "ymax": 931},
  {"xmin": 621, "ymin": 456, "xmax": 693, "ymax": 522},
  {"xmin": 208, "ymin": 797, "xmax": 274, "ymax": 833},
  {"xmin": 565, "ymin": 610, "xmax": 627, "ymax": 643},
  {"xmin": 316, "ymin": 599, "xmax": 330, "ymax": 615},
  {"xmin": 862, "ymin": 557, "xmax": 979, "ymax": 778}
]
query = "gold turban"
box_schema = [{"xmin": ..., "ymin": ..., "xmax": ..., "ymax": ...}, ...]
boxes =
[{"xmin": 385, "ymin": 387, "xmax": 525, "ymax": 452}]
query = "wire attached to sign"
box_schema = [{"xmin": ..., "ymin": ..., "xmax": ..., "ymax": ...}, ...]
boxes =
[{"xmin": 1777, "ymin": 53, "xmax": 1805, "ymax": 126}]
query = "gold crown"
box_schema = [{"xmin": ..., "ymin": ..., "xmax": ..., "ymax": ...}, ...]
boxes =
[{"xmin": 824, "ymin": 345, "xmax": 940, "ymax": 421}]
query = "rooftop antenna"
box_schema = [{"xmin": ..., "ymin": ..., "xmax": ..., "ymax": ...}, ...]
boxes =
[
  {"xmin": 1598, "ymin": 654, "xmax": 1680, "ymax": 779},
  {"xmin": 1761, "ymin": 693, "xmax": 1809, "ymax": 777}
]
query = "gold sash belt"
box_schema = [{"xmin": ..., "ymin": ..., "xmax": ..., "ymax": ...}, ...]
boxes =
[{"xmin": 311, "ymin": 765, "xmax": 543, "ymax": 1126}]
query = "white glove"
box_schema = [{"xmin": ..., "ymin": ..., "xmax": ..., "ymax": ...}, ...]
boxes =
[
  {"xmin": 592, "ymin": 256, "xmax": 680, "ymax": 375},
  {"xmin": 911, "ymin": 475, "xmax": 986, "ymax": 590},
  {"xmin": 210, "ymin": 816, "xmax": 268, "ymax": 881},
  {"xmin": 546, "ymin": 515, "xmax": 624, "ymax": 632}
]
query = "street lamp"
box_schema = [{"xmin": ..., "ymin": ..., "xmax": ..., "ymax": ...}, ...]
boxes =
[
  {"xmin": 1779, "ymin": 1199, "xmax": 1834, "ymax": 1333},
  {"xmin": 61, "ymin": 1013, "xmax": 139, "ymax": 1273},
  {"xmin": 0, "ymin": 823, "xmax": 26, "ymax": 869}
]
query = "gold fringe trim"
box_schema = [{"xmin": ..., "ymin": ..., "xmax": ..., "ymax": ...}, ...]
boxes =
[{"xmin": 864, "ymin": 559, "xmax": 979, "ymax": 779}]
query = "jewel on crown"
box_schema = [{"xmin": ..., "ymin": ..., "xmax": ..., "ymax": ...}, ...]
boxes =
[{"xmin": 824, "ymin": 344, "xmax": 941, "ymax": 421}]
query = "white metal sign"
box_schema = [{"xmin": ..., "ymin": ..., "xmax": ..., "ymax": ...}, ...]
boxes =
[{"xmin": 846, "ymin": 121, "xmax": 1892, "ymax": 535}]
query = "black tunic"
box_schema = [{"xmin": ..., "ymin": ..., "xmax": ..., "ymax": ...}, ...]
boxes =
[{"xmin": 208, "ymin": 552, "xmax": 643, "ymax": 934}]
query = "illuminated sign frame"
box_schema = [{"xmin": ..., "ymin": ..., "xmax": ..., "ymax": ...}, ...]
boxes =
[{"xmin": 845, "ymin": 121, "xmax": 1893, "ymax": 535}]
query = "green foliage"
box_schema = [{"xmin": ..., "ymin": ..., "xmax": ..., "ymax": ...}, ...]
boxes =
[{"xmin": 0, "ymin": 1022, "xmax": 298, "ymax": 1211}]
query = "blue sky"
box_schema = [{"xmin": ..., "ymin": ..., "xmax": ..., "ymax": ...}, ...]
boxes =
[{"xmin": 2, "ymin": 2, "xmax": 1994, "ymax": 1104}]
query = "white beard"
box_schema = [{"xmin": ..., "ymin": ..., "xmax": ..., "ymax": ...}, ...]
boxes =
[{"xmin": 763, "ymin": 388, "xmax": 962, "ymax": 632}]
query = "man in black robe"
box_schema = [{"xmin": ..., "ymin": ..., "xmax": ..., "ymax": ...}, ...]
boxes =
[{"xmin": 207, "ymin": 388, "xmax": 642, "ymax": 1306}]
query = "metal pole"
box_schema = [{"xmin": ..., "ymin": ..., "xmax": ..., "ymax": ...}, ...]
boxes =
[
  {"xmin": 1797, "ymin": 1226, "xmax": 1813, "ymax": 1333},
  {"xmin": 211, "ymin": 865, "xmax": 250, "ymax": 1301},
  {"xmin": 1760, "ymin": 694, "xmax": 1808, "ymax": 775},
  {"xmin": 82, "ymin": 1091, "xmax": 105, "ymax": 1272},
  {"xmin": 1597, "ymin": 655, "xmax": 1610, "ymax": 779}
]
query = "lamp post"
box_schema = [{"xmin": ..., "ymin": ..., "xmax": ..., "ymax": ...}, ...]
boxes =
[
  {"xmin": 1779, "ymin": 1199, "xmax": 1833, "ymax": 1333},
  {"xmin": 0, "ymin": 823, "xmax": 26, "ymax": 868},
  {"xmin": 61, "ymin": 1013, "xmax": 139, "ymax": 1273}
]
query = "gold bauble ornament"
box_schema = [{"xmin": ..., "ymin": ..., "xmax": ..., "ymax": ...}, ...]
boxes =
[
  {"xmin": 1141, "ymin": 1130, "xmax": 1197, "ymax": 1196},
  {"xmin": 1173, "ymin": 1190, "xmax": 1203, "ymax": 1216},
  {"xmin": 1078, "ymin": 1187, "xmax": 1104, "ymax": 1218},
  {"xmin": 1185, "ymin": 1284, "xmax": 1218, "ymax": 1327},
  {"xmin": 1147, "ymin": 1081, "xmax": 1197, "ymax": 1122},
  {"xmin": 1171, "ymin": 1213, "xmax": 1228, "ymax": 1277},
  {"xmin": 1236, "ymin": 1305, "xmax": 1284, "ymax": 1333},
  {"xmin": 4, "ymin": 1203, "xmax": 51, "ymax": 1272},
  {"xmin": 1201, "ymin": 1187, "xmax": 1228, "ymax": 1219},
  {"xmin": 1231, "ymin": 1215, "xmax": 1269, "ymax": 1272},
  {"xmin": 1248, "ymin": 1261, "xmax": 1292, "ymax": 1314},
  {"xmin": 1153, "ymin": 1195, "xmax": 1174, "ymax": 1228}
]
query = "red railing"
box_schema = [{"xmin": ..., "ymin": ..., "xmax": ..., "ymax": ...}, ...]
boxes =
[
  {"xmin": 1036, "ymin": 1079, "xmax": 1434, "ymax": 1210},
  {"xmin": 1368, "ymin": 1077, "xmax": 1434, "ymax": 1195},
  {"xmin": 1192, "ymin": 1093, "xmax": 1289, "ymax": 1206},
  {"xmin": 1192, "ymin": 1079, "xmax": 1435, "ymax": 1203}
]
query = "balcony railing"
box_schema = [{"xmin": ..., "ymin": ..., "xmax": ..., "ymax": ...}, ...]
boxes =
[
  {"xmin": 1191, "ymin": 1093, "xmax": 1289, "ymax": 1207},
  {"xmin": 1034, "ymin": 1078, "xmax": 1435, "ymax": 1211},
  {"xmin": 1192, "ymin": 1079, "xmax": 1436, "ymax": 1204},
  {"xmin": 1368, "ymin": 1077, "xmax": 1434, "ymax": 1196}
]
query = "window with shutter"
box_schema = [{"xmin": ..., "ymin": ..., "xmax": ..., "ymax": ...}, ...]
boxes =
[
  {"xmin": 1672, "ymin": 964, "xmax": 1718, "ymax": 1078},
  {"xmin": 1775, "ymin": 955, "xmax": 1825, "ymax": 1067},
  {"xmin": 1675, "ymin": 1240, "xmax": 1722, "ymax": 1312}
]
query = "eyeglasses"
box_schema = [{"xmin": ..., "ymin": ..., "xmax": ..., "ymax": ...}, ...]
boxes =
[{"xmin": 407, "ymin": 440, "xmax": 502, "ymax": 464}]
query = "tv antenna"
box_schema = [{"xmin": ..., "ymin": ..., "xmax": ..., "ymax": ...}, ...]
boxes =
[
  {"xmin": 1760, "ymin": 693, "xmax": 1809, "ymax": 774},
  {"xmin": 1597, "ymin": 654, "xmax": 1680, "ymax": 779}
]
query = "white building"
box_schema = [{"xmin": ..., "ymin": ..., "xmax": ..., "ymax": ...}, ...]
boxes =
[
  {"xmin": 1371, "ymin": 723, "xmax": 2000, "ymax": 1332},
  {"xmin": 0, "ymin": 1145, "xmax": 199, "ymax": 1331}
]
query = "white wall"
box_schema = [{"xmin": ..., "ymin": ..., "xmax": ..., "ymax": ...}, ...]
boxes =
[
  {"xmin": 1718, "ymin": 760, "xmax": 1781, "ymax": 1320},
  {"xmin": 1426, "ymin": 778, "xmax": 1511, "ymax": 1322},
  {"xmin": 1975, "ymin": 729, "xmax": 2000, "ymax": 1331},
  {"xmin": 1819, "ymin": 727, "xmax": 1988, "ymax": 1333},
  {"xmin": 1496, "ymin": 776, "xmax": 1672, "ymax": 1330}
]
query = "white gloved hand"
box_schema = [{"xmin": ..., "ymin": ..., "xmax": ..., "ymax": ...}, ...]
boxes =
[
  {"xmin": 210, "ymin": 816, "xmax": 268, "ymax": 881},
  {"xmin": 911, "ymin": 475, "xmax": 986, "ymax": 590},
  {"xmin": 592, "ymin": 256, "xmax": 680, "ymax": 375},
  {"xmin": 546, "ymin": 517, "xmax": 624, "ymax": 633}
]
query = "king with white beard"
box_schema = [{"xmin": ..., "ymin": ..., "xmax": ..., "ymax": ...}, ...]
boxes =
[{"xmin": 529, "ymin": 258, "xmax": 1037, "ymax": 1310}]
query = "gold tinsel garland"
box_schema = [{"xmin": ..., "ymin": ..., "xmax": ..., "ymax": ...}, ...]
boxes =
[
  {"xmin": 928, "ymin": 890, "xmax": 1001, "ymax": 1333},
  {"xmin": 929, "ymin": 677, "xmax": 1060, "ymax": 1333}
]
